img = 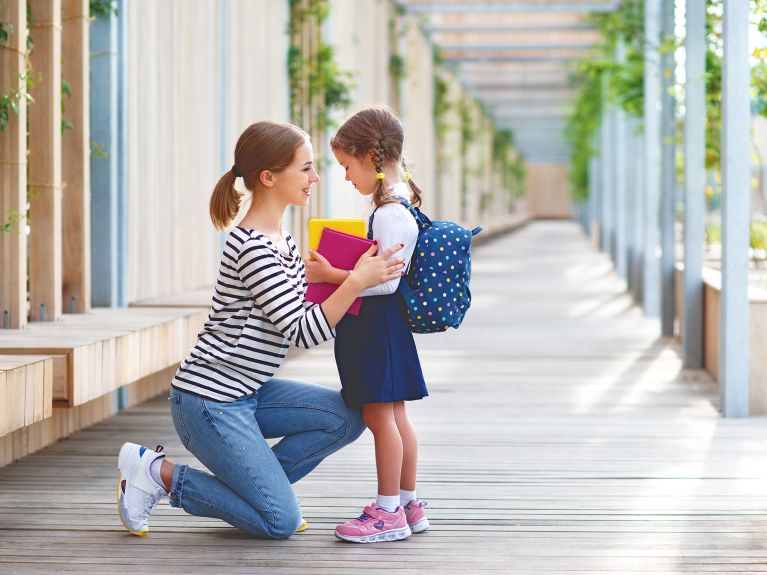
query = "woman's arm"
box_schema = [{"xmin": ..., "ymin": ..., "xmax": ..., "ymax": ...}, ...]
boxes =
[{"xmin": 319, "ymin": 243, "xmax": 405, "ymax": 328}]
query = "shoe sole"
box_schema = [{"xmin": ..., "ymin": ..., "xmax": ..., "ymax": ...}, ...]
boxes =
[
  {"xmin": 117, "ymin": 443, "xmax": 148, "ymax": 537},
  {"xmin": 409, "ymin": 517, "xmax": 430, "ymax": 533},
  {"xmin": 335, "ymin": 525, "xmax": 412, "ymax": 543}
]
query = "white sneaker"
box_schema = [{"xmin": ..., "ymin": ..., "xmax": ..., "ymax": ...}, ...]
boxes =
[{"xmin": 117, "ymin": 442, "xmax": 167, "ymax": 536}]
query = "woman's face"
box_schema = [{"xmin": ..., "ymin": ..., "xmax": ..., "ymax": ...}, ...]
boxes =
[
  {"xmin": 332, "ymin": 148, "xmax": 376, "ymax": 196},
  {"xmin": 271, "ymin": 140, "xmax": 319, "ymax": 207}
]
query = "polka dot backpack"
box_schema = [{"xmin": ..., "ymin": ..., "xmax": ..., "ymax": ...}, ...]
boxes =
[{"xmin": 368, "ymin": 199, "xmax": 482, "ymax": 334}]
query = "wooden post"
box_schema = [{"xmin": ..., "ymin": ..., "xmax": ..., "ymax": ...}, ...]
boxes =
[
  {"xmin": 62, "ymin": 0, "xmax": 90, "ymax": 314},
  {"xmin": 0, "ymin": 0, "xmax": 27, "ymax": 329},
  {"xmin": 28, "ymin": 0, "xmax": 63, "ymax": 322}
]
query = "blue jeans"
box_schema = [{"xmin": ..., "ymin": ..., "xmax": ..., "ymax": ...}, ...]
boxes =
[{"xmin": 167, "ymin": 378, "xmax": 365, "ymax": 539}]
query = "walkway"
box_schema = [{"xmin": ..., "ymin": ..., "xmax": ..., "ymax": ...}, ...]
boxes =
[{"xmin": 2, "ymin": 222, "xmax": 767, "ymax": 574}]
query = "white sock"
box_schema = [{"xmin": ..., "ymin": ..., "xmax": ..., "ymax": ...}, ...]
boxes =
[
  {"xmin": 375, "ymin": 494, "xmax": 400, "ymax": 513},
  {"xmin": 149, "ymin": 456, "xmax": 167, "ymax": 491},
  {"xmin": 400, "ymin": 489, "xmax": 417, "ymax": 507}
]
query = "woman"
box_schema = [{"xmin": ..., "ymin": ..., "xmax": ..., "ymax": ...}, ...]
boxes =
[{"xmin": 116, "ymin": 120, "xmax": 405, "ymax": 539}]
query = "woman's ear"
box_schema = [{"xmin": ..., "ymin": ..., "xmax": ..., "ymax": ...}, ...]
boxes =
[{"xmin": 260, "ymin": 170, "xmax": 275, "ymax": 188}]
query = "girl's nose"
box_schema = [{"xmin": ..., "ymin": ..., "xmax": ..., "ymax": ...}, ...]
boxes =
[{"xmin": 345, "ymin": 173, "xmax": 351, "ymax": 181}]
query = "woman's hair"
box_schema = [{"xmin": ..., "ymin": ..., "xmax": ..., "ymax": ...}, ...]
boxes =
[
  {"xmin": 329, "ymin": 105, "xmax": 423, "ymax": 208},
  {"xmin": 210, "ymin": 121, "xmax": 310, "ymax": 230}
]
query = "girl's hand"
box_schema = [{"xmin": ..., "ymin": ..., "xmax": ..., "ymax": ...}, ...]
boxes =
[
  {"xmin": 347, "ymin": 243, "xmax": 405, "ymax": 290},
  {"xmin": 305, "ymin": 250, "xmax": 334, "ymax": 284}
]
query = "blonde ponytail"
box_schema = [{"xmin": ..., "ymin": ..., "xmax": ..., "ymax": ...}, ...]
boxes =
[{"xmin": 210, "ymin": 170, "xmax": 242, "ymax": 230}]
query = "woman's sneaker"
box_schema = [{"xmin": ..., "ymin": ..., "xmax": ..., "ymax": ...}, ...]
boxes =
[
  {"xmin": 403, "ymin": 499, "xmax": 429, "ymax": 533},
  {"xmin": 335, "ymin": 504, "xmax": 411, "ymax": 543},
  {"xmin": 117, "ymin": 442, "xmax": 167, "ymax": 536}
]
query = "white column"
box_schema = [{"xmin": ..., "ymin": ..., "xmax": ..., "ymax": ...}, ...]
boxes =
[
  {"xmin": 683, "ymin": 0, "xmax": 705, "ymax": 368},
  {"xmin": 720, "ymin": 0, "xmax": 750, "ymax": 417}
]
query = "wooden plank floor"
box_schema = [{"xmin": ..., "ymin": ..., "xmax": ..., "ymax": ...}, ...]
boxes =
[{"xmin": 2, "ymin": 221, "xmax": 767, "ymax": 574}]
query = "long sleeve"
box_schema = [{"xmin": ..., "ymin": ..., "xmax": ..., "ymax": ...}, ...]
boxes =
[
  {"xmin": 238, "ymin": 238, "xmax": 334, "ymax": 349},
  {"xmin": 358, "ymin": 202, "xmax": 419, "ymax": 297}
]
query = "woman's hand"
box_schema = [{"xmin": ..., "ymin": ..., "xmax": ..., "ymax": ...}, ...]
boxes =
[
  {"xmin": 305, "ymin": 250, "xmax": 333, "ymax": 284},
  {"xmin": 347, "ymin": 243, "xmax": 405, "ymax": 290}
]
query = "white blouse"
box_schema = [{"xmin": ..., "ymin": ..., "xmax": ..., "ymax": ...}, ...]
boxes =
[{"xmin": 358, "ymin": 182, "xmax": 419, "ymax": 297}]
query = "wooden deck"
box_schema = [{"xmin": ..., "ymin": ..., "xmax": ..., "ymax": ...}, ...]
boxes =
[{"xmin": 2, "ymin": 221, "xmax": 767, "ymax": 574}]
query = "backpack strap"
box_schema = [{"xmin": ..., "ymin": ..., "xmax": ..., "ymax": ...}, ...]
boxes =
[{"xmin": 367, "ymin": 198, "xmax": 431, "ymax": 240}]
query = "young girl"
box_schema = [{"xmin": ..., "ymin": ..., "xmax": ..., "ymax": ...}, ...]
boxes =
[
  {"xmin": 116, "ymin": 120, "xmax": 406, "ymax": 539},
  {"xmin": 305, "ymin": 106, "xmax": 429, "ymax": 543}
]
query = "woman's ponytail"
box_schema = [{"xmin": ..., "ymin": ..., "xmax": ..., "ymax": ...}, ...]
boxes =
[{"xmin": 210, "ymin": 170, "xmax": 241, "ymax": 230}]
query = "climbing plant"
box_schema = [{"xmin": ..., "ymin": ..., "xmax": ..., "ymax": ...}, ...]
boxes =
[{"xmin": 287, "ymin": 0, "xmax": 353, "ymax": 132}]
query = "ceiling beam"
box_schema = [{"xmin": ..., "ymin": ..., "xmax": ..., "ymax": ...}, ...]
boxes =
[{"xmin": 401, "ymin": 3, "xmax": 619, "ymax": 14}]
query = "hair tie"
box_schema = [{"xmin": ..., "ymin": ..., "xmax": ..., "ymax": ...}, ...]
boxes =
[
  {"xmin": 375, "ymin": 172, "xmax": 385, "ymax": 180},
  {"xmin": 404, "ymin": 172, "xmax": 412, "ymax": 181},
  {"xmin": 231, "ymin": 164, "xmax": 241, "ymax": 178}
]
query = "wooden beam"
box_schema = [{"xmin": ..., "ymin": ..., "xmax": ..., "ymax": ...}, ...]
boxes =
[
  {"xmin": 61, "ymin": 0, "xmax": 90, "ymax": 314},
  {"xmin": 0, "ymin": 0, "xmax": 27, "ymax": 329},
  {"xmin": 28, "ymin": 0, "xmax": 63, "ymax": 322}
]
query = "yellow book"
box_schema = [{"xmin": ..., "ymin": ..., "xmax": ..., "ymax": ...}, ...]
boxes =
[{"xmin": 308, "ymin": 219, "xmax": 367, "ymax": 251}]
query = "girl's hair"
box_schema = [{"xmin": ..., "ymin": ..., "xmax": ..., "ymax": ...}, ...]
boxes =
[
  {"xmin": 329, "ymin": 105, "xmax": 423, "ymax": 208},
  {"xmin": 210, "ymin": 121, "xmax": 310, "ymax": 230}
]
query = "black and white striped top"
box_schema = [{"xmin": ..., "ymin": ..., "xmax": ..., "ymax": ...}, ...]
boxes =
[{"xmin": 171, "ymin": 227, "xmax": 334, "ymax": 402}]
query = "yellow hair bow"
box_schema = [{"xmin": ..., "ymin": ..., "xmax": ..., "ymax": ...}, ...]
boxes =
[{"xmin": 375, "ymin": 172, "xmax": 385, "ymax": 180}]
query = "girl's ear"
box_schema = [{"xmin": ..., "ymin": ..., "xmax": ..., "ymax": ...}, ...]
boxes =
[{"xmin": 260, "ymin": 170, "xmax": 275, "ymax": 188}]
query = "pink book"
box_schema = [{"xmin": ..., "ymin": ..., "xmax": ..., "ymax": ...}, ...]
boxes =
[{"xmin": 305, "ymin": 228, "xmax": 375, "ymax": 316}]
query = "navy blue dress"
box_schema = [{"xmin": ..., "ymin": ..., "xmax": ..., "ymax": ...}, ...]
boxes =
[{"xmin": 334, "ymin": 286, "xmax": 428, "ymax": 408}]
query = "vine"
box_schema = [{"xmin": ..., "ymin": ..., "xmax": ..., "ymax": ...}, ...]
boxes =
[{"xmin": 287, "ymin": 0, "xmax": 353, "ymax": 132}]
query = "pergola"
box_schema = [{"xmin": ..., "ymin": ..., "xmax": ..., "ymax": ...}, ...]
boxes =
[{"xmin": 400, "ymin": 0, "xmax": 753, "ymax": 418}]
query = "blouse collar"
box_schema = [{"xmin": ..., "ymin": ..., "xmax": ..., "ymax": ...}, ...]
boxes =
[{"xmin": 386, "ymin": 181, "xmax": 410, "ymax": 199}]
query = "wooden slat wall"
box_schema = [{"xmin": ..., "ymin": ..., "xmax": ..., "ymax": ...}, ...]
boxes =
[
  {"xmin": 27, "ymin": 0, "xmax": 63, "ymax": 322},
  {"xmin": 436, "ymin": 71, "xmax": 465, "ymax": 222},
  {"xmin": 324, "ymin": 0, "xmax": 392, "ymax": 221},
  {"xmin": 61, "ymin": 0, "xmax": 90, "ymax": 314},
  {"xmin": 402, "ymin": 19, "xmax": 436, "ymax": 206},
  {"xmin": 125, "ymin": 0, "xmax": 221, "ymax": 304},
  {"xmin": 0, "ymin": 0, "xmax": 27, "ymax": 329}
]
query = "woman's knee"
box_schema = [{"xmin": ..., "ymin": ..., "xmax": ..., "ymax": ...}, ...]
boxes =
[{"xmin": 266, "ymin": 500, "xmax": 302, "ymax": 539}]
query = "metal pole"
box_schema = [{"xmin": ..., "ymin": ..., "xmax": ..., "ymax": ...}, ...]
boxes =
[
  {"xmin": 683, "ymin": 0, "xmax": 705, "ymax": 367},
  {"xmin": 720, "ymin": 0, "xmax": 750, "ymax": 417},
  {"xmin": 660, "ymin": 0, "xmax": 677, "ymax": 336},
  {"xmin": 643, "ymin": 0, "xmax": 661, "ymax": 317}
]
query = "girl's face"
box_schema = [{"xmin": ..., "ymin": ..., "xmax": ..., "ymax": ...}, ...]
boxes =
[
  {"xmin": 269, "ymin": 140, "xmax": 319, "ymax": 207},
  {"xmin": 332, "ymin": 148, "xmax": 376, "ymax": 196}
]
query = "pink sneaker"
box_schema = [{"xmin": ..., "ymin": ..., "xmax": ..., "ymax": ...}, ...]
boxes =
[
  {"xmin": 335, "ymin": 504, "xmax": 412, "ymax": 543},
  {"xmin": 404, "ymin": 499, "xmax": 429, "ymax": 533}
]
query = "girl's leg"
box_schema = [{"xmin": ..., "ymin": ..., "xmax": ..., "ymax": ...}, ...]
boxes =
[
  {"xmin": 362, "ymin": 402, "xmax": 402, "ymax": 498},
  {"xmin": 392, "ymin": 401, "xmax": 418, "ymax": 492},
  {"xmin": 167, "ymin": 388, "xmax": 302, "ymax": 539}
]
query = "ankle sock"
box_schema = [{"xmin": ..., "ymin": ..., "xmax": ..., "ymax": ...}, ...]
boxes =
[
  {"xmin": 375, "ymin": 494, "xmax": 400, "ymax": 513},
  {"xmin": 149, "ymin": 457, "xmax": 166, "ymax": 491},
  {"xmin": 400, "ymin": 489, "xmax": 416, "ymax": 507}
]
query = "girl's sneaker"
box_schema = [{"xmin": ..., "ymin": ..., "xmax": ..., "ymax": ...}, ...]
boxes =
[
  {"xmin": 403, "ymin": 499, "xmax": 430, "ymax": 533},
  {"xmin": 117, "ymin": 442, "xmax": 167, "ymax": 536},
  {"xmin": 335, "ymin": 504, "xmax": 412, "ymax": 543}
]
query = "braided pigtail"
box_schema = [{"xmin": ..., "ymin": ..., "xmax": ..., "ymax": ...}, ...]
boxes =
[{"xmin": 400, "ymin": 158, "xmax": 423, "ymax": 207}]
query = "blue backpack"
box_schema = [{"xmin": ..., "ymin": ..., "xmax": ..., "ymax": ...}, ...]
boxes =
[{"xmin": 368, "ymin": 199, "xmax": 482, "ymax": 334}]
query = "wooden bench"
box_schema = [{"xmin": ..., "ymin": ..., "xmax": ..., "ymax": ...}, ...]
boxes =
[
  {"xmin": 0, "ymin": 355, "xmax": 54, "ymax": 436},
  {"xmin": 0, "ymin": 307, "xmax": 207, "ymax": 407}
]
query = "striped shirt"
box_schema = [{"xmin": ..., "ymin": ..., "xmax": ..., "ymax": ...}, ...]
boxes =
[{"xmin": 171, "ymin": 226, "xmax": 334, "ymax": 402}]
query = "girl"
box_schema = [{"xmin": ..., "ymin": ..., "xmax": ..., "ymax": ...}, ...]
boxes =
[
  {"xmin": 305, "ymin": 106, "xmax": 429, "ymax": 543},
  {"xmin": 116, "ymin": 120, "xmax": 406, "ymax": 539}
]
